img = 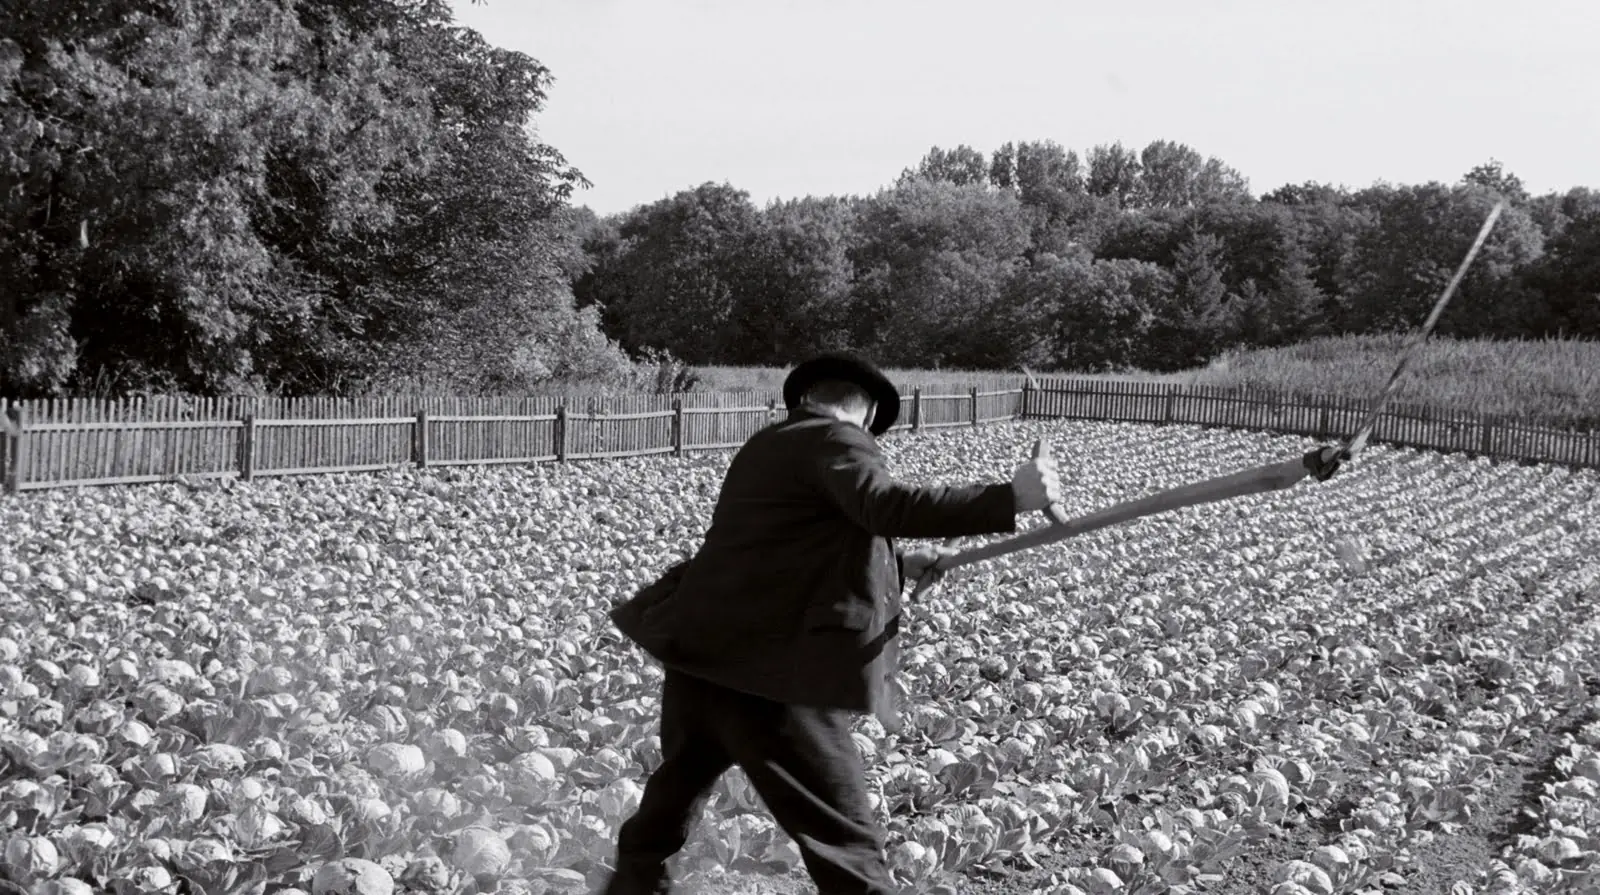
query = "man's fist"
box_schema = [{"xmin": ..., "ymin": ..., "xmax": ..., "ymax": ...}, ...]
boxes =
[
  {"xmin": 1012, "ymin": 452, "xmax": 1062, "ymax": 513},
  {"xmin": 1303, "ymin": 445, "xmax": 1351, "ymax": 482},
  {"xmin": 902, "ymin": 544, "xmax": 962, "ymax": 600}
]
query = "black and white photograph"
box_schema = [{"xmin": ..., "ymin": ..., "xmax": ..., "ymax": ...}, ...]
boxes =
[{"xmin": 2, "ymin": 1, "xmax": 1598, "ymax": 894}]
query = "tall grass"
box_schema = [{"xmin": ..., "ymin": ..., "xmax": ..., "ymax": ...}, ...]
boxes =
[
  {"xmin": 691, "ymin": 365, "xmax": 1185, "ymax": 394},
  {"xmin": 695, "ymin": 336, "xmax": 1599, "ymax": 430},
  {"xmin": 1189, "ymin": 335, "xmax": 1600, "ymax": 431}
]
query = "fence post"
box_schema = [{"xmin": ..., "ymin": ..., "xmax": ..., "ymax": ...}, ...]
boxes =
[
  {"xmin": 970, "ymin": 387, "xmax": 980, "ymax": 427},
  {"xmin": 414, "ymin": 410, "xmax": 430, "ymax": 468},
  {"xmin": 3, "ymin": 406, "xmax": 21, "ymax": 494},
  {"xmin": 1019, "ymin": 380, "xmax": 1030, "ymax": 421},
  {"xmin": 912, "ymin": 388, "xmax": 922, "ymax": 431},
  {"xmin": 672, "ymin": 398, "xmax": 684, "ymax": 457},
  {"xmin": 555, "ymin": 404, "xmax": 568, "ymax": 462},
  {"xmin": 1163, "ymin": 385, "xmax": 1177, "ymax": 424},
  {"xmin": 239, "ymin": 415, "xmax": 257, "ymax": 481},
  {"xmin": 1317, "ymin": 403, "xmax": 1332, "ymax": 440},
  {"xmin": 1479, "ymin": 414, "xmax": 1495, "ymax": 457}
]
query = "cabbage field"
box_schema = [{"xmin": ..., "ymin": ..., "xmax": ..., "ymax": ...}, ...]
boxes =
[{"xmin": 1, "ymin": 418, "xmax": 1598, "ymax": 895}]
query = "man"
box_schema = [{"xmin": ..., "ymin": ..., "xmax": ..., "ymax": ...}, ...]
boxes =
[{"xmin": 602, "ymin": 351, "xmax": 1062, "ymax": 895}]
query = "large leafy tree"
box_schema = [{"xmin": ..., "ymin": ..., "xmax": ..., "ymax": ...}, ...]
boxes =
[
  {"xmin": 576, "ymin": 183, "xmax": 764, "ymax": 365},
  {"xmin": 847, "ymin": 179, "xmax": 1034, "ymax": 368},
  {"xmin": 1521, "ymin": 188, "xmax": 1600, "ymax": 337},
  {"xmin": 990, "ymin": 139, "xmax": 1105, "ymax": 259},
  {"xmin": 1139, "ymin": 140, "xmax": 1208, "ymax": 209},
  {"xmin": 1461, "ymin": 158, "xmax": 1529, "ymax": 203},
  {"xmin": 900, "ymin": 144, "xmax": 990, "ymax": 188},
  {"xmin": 1086, "ymin": 142, "xmax": 1144, "ymax": 209},
  {"xmin": 2, "ymin": 0, "xmax": 418, "ymax": 394},
  {"xmin": 1023, "ymin": 256, "xmax": 1170, "ymax": 371},
  {"xmin": 724, "ymin": 196, "xmax": 863, "ymax": 363},
  {"xmin": 1344, "ymin": 183, "xmax": 1544, "ymax": 338},
  {"xmin": 1, "ymin": 0, "xmax": 616, "ymax": 397},
  {"xmin": 577, "ymin": 190, "xmax": 863, "ymax": 367},
  {"xmin": 302, "ymin": 2, "xmax": 609, "ymax": 392}
]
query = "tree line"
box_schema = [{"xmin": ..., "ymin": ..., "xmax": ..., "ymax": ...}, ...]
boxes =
[
  {"xmin": 577, "ymin": 146, "xmax": 1599, "ymax": 375},
  {"xmin": 3, "ymin": 3, "xmax": 1597, "ymax": 399}
]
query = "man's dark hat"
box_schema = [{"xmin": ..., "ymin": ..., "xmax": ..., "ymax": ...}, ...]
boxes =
[{"xmin": 782, "ymin": 351, "xmax": 900, "ymax": 435}]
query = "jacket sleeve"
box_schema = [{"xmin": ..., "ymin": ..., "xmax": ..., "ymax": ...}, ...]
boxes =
[{"xmin": 812, "ymin": 423, "xmax": 1018, "ymax": 539}]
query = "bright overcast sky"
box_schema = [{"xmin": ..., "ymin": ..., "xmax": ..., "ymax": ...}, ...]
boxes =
[{"xmin": 448, "ymin": 0, "xmax": 1599, "ymax": 217}]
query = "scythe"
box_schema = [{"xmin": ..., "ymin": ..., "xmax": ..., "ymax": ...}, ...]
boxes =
[{"xmin": 910, "ymin": 201, "xmax": 1507, "ymax": 601}]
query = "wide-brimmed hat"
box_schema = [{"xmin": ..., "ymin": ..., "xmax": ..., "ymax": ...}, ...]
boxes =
[{"xmin": 782, "ymin": 351, "xmax": 900, "ymax": 435}]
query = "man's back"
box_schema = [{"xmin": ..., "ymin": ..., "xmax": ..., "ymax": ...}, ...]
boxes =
[{"xmin": 615, "ymin": 408, "xmax": 1015, "ymax": 713}]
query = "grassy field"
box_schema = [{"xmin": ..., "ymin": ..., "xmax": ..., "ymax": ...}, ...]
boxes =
[
  {"xmin": 696, "ymin": 337, "xmax": 1600, "ymax": 431},
  {"xmin": 1189, "ymin": 335, "xmax": 1600, "ymax": 431}
]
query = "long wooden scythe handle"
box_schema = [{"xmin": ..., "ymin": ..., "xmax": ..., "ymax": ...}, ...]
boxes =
[{"xmin": 909, "ymin": 456, "xmax": 1314, "ymax": 600}]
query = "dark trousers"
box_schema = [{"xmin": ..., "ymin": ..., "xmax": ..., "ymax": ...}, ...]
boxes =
[{"xmin": 601, "ymin": 669, "xmax": 897, "ymax": 895}]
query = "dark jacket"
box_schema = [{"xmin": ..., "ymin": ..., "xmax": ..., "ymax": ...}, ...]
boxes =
[{"xmin": 609, "ymin": 408, "xmax": 1016, "ymax": 721}]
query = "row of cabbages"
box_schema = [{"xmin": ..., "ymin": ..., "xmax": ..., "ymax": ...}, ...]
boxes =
[{"xmin": 1482, "ymin": 673, "xmax": 1600, "ymax": 893}]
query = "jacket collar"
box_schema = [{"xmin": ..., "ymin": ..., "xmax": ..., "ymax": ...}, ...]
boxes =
[
  {"xmin": 785, "ymin": 406, "xmax": 878, "ymax": 436},
  {"xmin": 786, "ymin": 406, "xmax": 860, "ymax": 427}
]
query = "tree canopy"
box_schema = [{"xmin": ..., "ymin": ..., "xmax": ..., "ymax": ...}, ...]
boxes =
[
  {"xmin": 1, "ymin": 0, "xmax": 629, "ymax": 397},
  {"xmin": 581, "ymin": 142, "xmax": 1597, "ymax": 375}
]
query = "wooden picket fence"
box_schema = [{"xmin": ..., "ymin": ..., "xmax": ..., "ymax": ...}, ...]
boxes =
[
  {"xmin": 2, "ymin": 378, "xmax": 1596, "ymax": 493},
  {"xmin": 0, "ymin": 386, "xmax": 1023, "ymax": 492},
  {"xmin": 1025, "ymin": 379, "xmax": 1600, "ymax": 468}
]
